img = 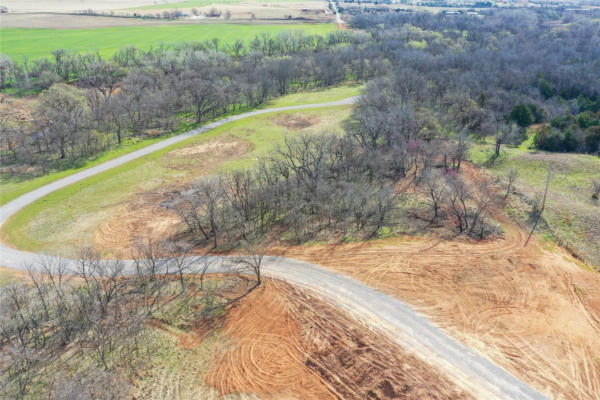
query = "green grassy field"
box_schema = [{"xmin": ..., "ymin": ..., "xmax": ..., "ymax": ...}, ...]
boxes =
[
  {"xmin": 0, "ymin": 23, "xmax": 336, "ymax": 61},
  {"xmin": 470, "ymin": 139, "xmax": 600, "ymax": 268},
  {"xmin": 265, "ymin": 84, "xmax": 362, "ymax": 107},
  {"xmin": 0, "ymin": 85, "xmax": 360, "ymax": 206},
  {"xmin": 134, "ymin": 0, "xmax": 309, "ymax": 10},
  {"xmin": 2, "ymin": 105, "xmax": 351, "ymax": 253}
]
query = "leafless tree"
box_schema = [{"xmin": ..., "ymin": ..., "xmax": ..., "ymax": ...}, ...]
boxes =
[
  {"xmin": 525, "ymin": 167, "xmax": 551, "ymax": 246},
  {"xmin": 468, "ymin": 181, "xmax": 494, "ymax": 236},
  {"xmin": 423, "ymin": 168, "xmax": 446, "ymax": 223},
  {"xmin": 591, "ymin": 178, "xmax": 600, "ymax": 202},
  {"xmin": 446, "ymin": 172, "xmax": 471, "ymax": 232},
  {"xmin": 505, "ymin": 168, "xmax": 519, "ymax": 199}
]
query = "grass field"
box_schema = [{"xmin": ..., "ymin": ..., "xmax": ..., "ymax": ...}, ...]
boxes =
[
  {"xmin": 470, "ymin": 139, "xmax": 600, "ymax": 268},
  {"xmin": 134, "ymin": 0, "xmax": 312, "ymax": 10},
  {"xmin": 0, "ymin": 85, "xmax": 360, "ymax": 206},
  {"xmin": 0, "ymin": 23, "xmax": 336, "ymax": 61},
  {"xmin": 2, "ymin": 105, "xmax": 351, "ymax": 253}
]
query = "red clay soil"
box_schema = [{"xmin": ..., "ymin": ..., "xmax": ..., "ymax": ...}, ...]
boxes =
[
  {"xmin": 276, "ymin": 165, "xmax": 600, "ymax": 400},
  {"xmin": 205, "ymin": 281, "xmax": 472, "ymax": 400}
]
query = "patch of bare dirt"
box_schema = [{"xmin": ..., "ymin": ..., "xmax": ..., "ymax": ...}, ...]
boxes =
[
  {"xmin": 270, "ymin": 113, "xmax": 321, "ymax": 130},
  {"xmin": 93, "ymin": 136, "xmax": 250, "ymax": 256},
  {"xmin": 205, "ymin": 280, "xmax": 472, "ymax": 400},
  {"xmin": 276, "ymin": 164, "xmax": 600, "ymax": 400},
  {"xmin": 161, "ymin": 135, "xmax": 250, "ymax": 170},
  {"xmin": 169, "ymin": 139, "xmax": 243, "ymax": 158},
  {"xmin": 93, "ymin": 187, "xmax": 183, "ymax": 257},
  {"xmin": 0, "ymin": 95, "xmax": 36, "ymax": 123}
]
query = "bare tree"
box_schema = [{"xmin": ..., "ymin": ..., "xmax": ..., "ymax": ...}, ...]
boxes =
[
  {"xmin": 233, "ymin": 237, "xmax": 268, "ymax": 290},
  {"xmin": 446, "ymin": 172, "xmax": 471, "ymax": 232},
  {"xmin": 165, "ymin": 241, "xmax": 194, "ymax": 291},
  {"xmin": 591, "ymin": 178, "xmax": 600, "ymax": 202},
  {"xmin": 468, "ymin": 181, "xmax": 493, "ymax": 236},
  {"xmin": 525, "ymin": 167, "xmax": 551, "ymax": 246},
  {"xmin": 505, "ymin": 168, "xmax": 519, "ymax": 199},
  {"xmin": 423, "ymin": 168, "xmax": 446, "ymax": 223}
]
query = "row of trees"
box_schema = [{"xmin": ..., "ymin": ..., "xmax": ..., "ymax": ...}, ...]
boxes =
[{"xmin": 1, "ymin": 30, "xmax": 380, "ymax": 166}]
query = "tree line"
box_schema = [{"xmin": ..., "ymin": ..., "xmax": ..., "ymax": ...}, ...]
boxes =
[{"xmin": 0, "ymin": 30, "xmax": 370, "ymax": 167}]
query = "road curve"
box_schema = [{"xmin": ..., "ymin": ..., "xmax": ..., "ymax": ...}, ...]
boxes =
[{"xmin": 0, "ymin": 96, "xmax": 546, "ymax": 400}]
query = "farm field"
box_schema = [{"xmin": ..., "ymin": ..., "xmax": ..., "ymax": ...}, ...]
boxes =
[
  {"xmin": 0, "ymin": 0, "xmax": 163, "ymax": 12},
  {"xmin": 1, "ymin": 105, "xmax": 352, "ymax": 255},
  {"xmin": 0, "ymin": 13, "xmax": 229, "ymax": 29},
  {"xmin": 134, "ymin": 0, "xmax": 318, "ymax": 10},
  {"xmin": 0, "ymin": 23, "xmax": 337, "ymax": 61},
  {"xmin": 0, "ymin": 85, "xmax": 359, "ymax": 206}
]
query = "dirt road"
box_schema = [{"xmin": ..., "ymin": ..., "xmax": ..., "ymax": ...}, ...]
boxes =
[{"xmin": 0, "ymin": 96, "xmax": 546, "ymax": 399}]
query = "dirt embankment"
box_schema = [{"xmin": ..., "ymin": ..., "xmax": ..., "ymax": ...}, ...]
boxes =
[
  {"xmin": 205, "ymin": 281, "xmax": 472, "ymax": 400},
  {"xmin": 276, "ymin": 167, "xmax": 600, "ymax": 400}
]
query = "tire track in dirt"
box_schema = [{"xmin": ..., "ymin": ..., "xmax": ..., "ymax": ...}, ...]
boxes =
[
  {"xmin": 206, "ymin": 281, "xmax": 474, "ymax": 400},
  {"xmin": 276, "ymin": 164, "xmax": 600, "ymax": 400}
]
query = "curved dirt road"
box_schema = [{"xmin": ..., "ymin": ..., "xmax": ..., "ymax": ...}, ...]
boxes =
[{"xmin": 0, "ymin": 97, "xmax": 546, "ymax": 399}]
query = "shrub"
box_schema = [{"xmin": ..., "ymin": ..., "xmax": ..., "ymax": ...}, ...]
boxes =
[
  {"xmin": 585, "ymin": 126, "xmax": 600, "ymax": 153},
  {"xmin": 509, "ymin": 104, "xmax": 534, "ymax": 128}
]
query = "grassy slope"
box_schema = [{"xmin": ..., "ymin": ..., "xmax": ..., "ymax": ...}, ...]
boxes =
[
  {"xmin": 2, "ymin": 105, "xmax": 351, "ymax": 253},
  {"xmin": 0, "ymin": 23, "xmax": 336, "ymax": 61},
  {"xmin": 470, "ymin": 139, "xmax": 600, "ymax": 268},
  {"xmin": 0, "ymin": 85, "xmax": 360, "ymax": 206}
]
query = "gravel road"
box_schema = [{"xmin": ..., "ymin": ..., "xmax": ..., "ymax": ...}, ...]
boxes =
[{"xmin": 0, "ymin": 96, "xmax": 547, "ymax": 399}]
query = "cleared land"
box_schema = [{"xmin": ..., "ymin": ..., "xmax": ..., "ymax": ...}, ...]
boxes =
[
  {"xmin": 0, "ymin": 23, "xmax": 337, "ymax": 61},
  {"xmin": 1, "ymin": 0, "xmax": 178, "ymax": 13},
  {"xmin": 204, "ymin": 280, "xmax": 471, "ymax": 399},
  {"xmin": 274, "ymin": 163, "xmax": 600, "ymax": 400},
  {"xmin": 1, "ymin": 105, "xmax": 351, "ymax": 254},
  {"xmin": 130, "ymin": 280, "xmax": 470, "ymax": 399},
  {"xmin": 0, "ymin": 85, "xmax": 360, "ymax": 206},
  {"xmin": 471, "ymin": 139, "xmax": 600, "ymax": 269}
]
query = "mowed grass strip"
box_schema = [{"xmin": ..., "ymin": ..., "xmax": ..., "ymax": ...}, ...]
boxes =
[
  {"xmin": 0, "ymin": 85, "xmax": 360, "ymax": 206},
  {"xmin": 0, "ymin": 23, "xmax": 336, "ymax": 61},
  {"xmin": 2, "ymin": 105, "xmax": 351, "ymax": 253}
]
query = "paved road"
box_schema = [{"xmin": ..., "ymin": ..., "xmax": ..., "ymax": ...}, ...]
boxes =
[{"xmin": 0, "ymin": 96, "xmax": 546, "ymax": 399}]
